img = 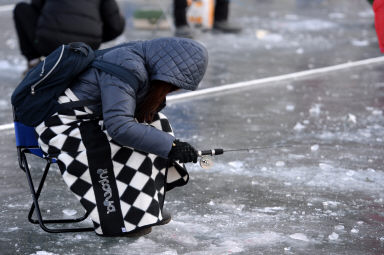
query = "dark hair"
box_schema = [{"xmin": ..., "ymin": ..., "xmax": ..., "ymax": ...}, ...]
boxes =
[{"xmin": 135, "ymin": 81, "xmax": 178, "ymax": 123}]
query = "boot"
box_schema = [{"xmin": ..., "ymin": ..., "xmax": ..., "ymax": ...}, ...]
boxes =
[{"xmin": 213, "ymin": 20, "xmax": 242, "ymax": 33}]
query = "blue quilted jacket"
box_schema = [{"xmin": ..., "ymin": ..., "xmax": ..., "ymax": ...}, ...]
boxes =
[{"xmin": 70, "ymin": 37, "xmax": 208, "ymax": 158}]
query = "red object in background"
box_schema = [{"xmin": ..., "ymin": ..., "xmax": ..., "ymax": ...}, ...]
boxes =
[{"xmin": 374, "ymin": 0, "xmax": 384, "ymax": 52}]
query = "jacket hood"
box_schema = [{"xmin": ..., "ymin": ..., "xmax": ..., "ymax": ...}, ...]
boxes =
[{"xmin": 142, "ymin": 37, "xmax": 208, "ymax": 91}]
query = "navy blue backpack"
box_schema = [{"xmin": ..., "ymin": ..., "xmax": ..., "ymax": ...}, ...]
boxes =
[{"xmin": 11, "ymin": 42, "xmax": 138, "ymax": 127}]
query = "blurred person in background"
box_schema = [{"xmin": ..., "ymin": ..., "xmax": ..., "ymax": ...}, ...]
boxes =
[
  {"xmin": 174, "ymin": 0, "xmax": 242, "ymax": 38},
  {"xmin": 13, "ymin": 0, "xmax": 125, "ymax": 74}
]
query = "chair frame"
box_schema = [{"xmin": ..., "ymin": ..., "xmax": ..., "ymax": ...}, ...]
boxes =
[{"xmin": 16, "ymin": 123, "xmax": 93, "ymax": 233}]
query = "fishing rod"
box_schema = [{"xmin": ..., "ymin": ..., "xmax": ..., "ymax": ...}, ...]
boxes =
[{"xmin": 197, "ymin": 144, "xmax": 296, "ymax": 169}]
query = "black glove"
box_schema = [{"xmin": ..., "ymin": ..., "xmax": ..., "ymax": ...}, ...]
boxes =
[{"xmin": 168, "ymin": 140, "xmax": 198, "ymax": 163}]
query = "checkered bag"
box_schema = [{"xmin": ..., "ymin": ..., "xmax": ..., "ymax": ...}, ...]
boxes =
[{"xmin": 35, "ymin": 89, "xmax": 189, "ymax": 236}]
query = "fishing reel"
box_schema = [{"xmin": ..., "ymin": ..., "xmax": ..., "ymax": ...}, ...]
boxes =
[{"xmin": 197, "ymin": 149, "xmax": 223, "ymax": 169}]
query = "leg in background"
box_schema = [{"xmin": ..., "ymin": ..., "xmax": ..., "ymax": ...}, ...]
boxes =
[
  {"xmin": 213, "ymin": 0, "xmax": 242, "ymax": 33},
  {"xmin": 173, "ymin": 0, "xmax": 194, "ymax": 38},
  {"xmin": 214, "ymin": 0, "xmax": 229, "ymax": 22},
  {"xmin": 13, "ymin": 3, "xmax": 41, "ymax": 61}
]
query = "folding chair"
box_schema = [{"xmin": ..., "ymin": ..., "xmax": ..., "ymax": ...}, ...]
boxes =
[{"xmin": 14, "ymin": 113, "xmax": 93, "ymax": 233}]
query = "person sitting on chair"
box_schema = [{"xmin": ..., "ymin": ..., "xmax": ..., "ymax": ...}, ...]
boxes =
[
  {"xmin": 34, "ymin": 37, "xmax": 208, "ymax": 237},
  {"xmin": 13, "ymin": 0, "xmax": 125, "ymax": 74}
]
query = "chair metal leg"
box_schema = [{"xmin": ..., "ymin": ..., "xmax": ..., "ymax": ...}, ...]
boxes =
[
  {"xmin": 27, "ymin": 160, "xmax": 90, "ymax": 224},
  {"xmin": 20, "ymin": 150, "xmax": 93, "ymax": 233}
]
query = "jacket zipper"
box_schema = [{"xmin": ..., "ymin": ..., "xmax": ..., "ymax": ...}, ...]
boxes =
[{"xmin": 30, "ymin": 45, "xmax": 65, "ymax": 95}]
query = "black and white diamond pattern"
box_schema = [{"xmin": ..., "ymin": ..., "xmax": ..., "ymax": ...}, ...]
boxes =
[
  {"xmin": 111, "ymin": 146, "xmax": 164, "ymax": 230},
  {"xmin": 34, "ymin": 89, "xmax": 189, "ymax": 235}
]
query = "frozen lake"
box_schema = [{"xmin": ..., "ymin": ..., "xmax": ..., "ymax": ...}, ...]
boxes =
[{"xmin": 0, "ymin": 0, "xmax": 383, "ymax": 254}]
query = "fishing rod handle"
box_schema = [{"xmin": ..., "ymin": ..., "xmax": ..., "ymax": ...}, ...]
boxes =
[{"xmin": 197, "ymin": 149, "xmax": 224, "ymax": 156}]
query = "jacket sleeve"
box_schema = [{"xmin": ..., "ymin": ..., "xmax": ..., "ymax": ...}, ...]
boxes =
[
  {"xmin": 100, "ymin": 0, "xmax": 126, "ymax": 42},
  {"xmin": 99, "ymin": 73, "xmax": 174, "ymax": 158}
]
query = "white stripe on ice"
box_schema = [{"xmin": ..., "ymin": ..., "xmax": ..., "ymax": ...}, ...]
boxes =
[
  {"xmin": 2, "ymin": 55, "xmax": 384, "ymax": 132},
  {"xmin": 0, "ymin": 123, "xmax": 13, "ymax": 131},
  {"xmin": 0, "ymin": 4, "xmax": 14, "ymax": 12},
  {"xmin": 167, "ymin": 55, "xmax": 384, "ymax": 102}
]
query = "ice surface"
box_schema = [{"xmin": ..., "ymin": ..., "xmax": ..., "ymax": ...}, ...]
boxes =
[
  {"xmin": 273, "ymin": 19, "xmax": 336, "ymax": 32},
  {"xmin": 62, "ymin": 209, "xmax": 77, "ymax": 216},
  {"xmin": 328, "ymin": 232, "xmax": 339, "ymax": 241},
  {"xmin": 322, "ymin": 201, "xmax": 339, "ymax": 209},
  {"xmin": 351, "ymin": 39, "xmax": 370, "ymax": 47},
  {"xmin": 227, "ymin": 161, "xmax": 244, "ymax": 169},
  {"xmin": 205, "ymin": 157, "xmax": 384, "ymax": 195},
  {"xmin": 255, "ymin": 29, "xmax": 269, "ymax": 39},
  {"xmin": 309, "ymin": 104, "xmax": 321, "ymax": 116},
  {"xmin": 254, "ymin": 207, "xmax": 285, "ymax": 213},
  {"xmin": 310, "ymin": 144, "xmax": 319, "ymax": 151},
  {"xmin": 1, "ymin": 0, "xmax": 384, "ymax": 254},
  {"xmin": 0, "ymin": 59, "xmax": 24, "ymax": 72},
  {"xmin": 286, "ymin": 104, "xmax": 295, "ymax": 111},
  {"xmin": 5, "ymin": 227, "xmax": 20, "ymax": 232},
  {"xmin": 293, "ymin": 122, "xmax": 306, "ymax": 131},
  {"xmin": 328, "ymin": 13, "xmax": 346, "ymax": 19},
  {"xmin": 30, "ymin": 252, "xmax": 59, "ymax": 255},
  {"xmin": 347, "ymin": 113, "xmax": 357, "ymax": 124},
  {"xmin": 289, "ymin": 233, "xmax": 309, "ymax": 242},
  {"xmin": 296, "ymin": 48, "xmax": 304, "ymax": 55},
  {"xmin": 358, "ymin": 9, "xmax": 374, "ymax": 18},
  {"xmin": 286, "ymin": 84, "xmax": 294, "ymax": 91},
  {"xmin": 319, "ymin": 163, "xmax": 333, "ymax": 171}
]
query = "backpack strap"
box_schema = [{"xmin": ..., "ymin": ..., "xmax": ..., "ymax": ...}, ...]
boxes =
[
  {"xmin": 54, "ymin": 59, "xmax": 140, "ymax": 119},
  {"xmin": 91, "ymin": 60, "xmax": 139, "ymax": 91}
]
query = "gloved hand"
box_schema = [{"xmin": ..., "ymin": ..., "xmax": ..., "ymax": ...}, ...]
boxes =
[{"xmin": 168, "ymin": 140, "xmax": 198, "ymax": 163}]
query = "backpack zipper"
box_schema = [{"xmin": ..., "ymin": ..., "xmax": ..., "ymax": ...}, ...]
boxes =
[
  {"xmin": 40, "ymin": 58, "xmax": 46, "ymax": 77},
  {"xmin": 31, "ymin": 45, "xmax": 65, "ymax": 95}
]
